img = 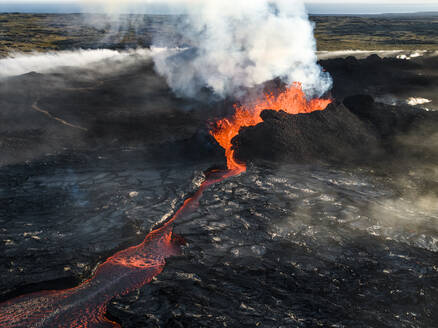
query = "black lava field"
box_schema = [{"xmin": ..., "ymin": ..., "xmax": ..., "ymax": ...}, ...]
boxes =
[{"xmin": 1, "ymin": 52, "xmax": 438, "ymax": 327}]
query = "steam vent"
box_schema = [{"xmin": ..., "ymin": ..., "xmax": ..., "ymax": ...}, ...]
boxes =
[{"xmin": 1, "ymin": 2, "xmax": 438, "ymax": 328}]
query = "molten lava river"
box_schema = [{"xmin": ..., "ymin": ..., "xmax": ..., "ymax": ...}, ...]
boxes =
[
  {"xmin": 0, "ymin": 84, "xmax": 438, "ymax": 327},
  {"xmin": 0, "ymin": 84, "xmax": 330, "ymax": 327}
]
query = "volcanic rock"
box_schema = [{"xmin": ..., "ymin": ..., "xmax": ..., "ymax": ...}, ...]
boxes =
[
  {"xmin": 106, "ymin": 165, "xmax": 438, "ymax": 328},
  {"xmin": 343, "ymin": 94, "xmax": 429, "ymax": 138},
  {"xmin": 342, "ymin": 95, "xmax": 438, "ymax": 174},
  {"xmin": 233, "ymin": 94, "xmax": 438, "ymax": 167},
  {"xmin": 150, "ymin": 126, "xmax": 225, "ymax": 163},
  {"xmin": 232, "ymin": 102, "xmax": 382, "ymax": 165},
  {"xmin": 320, "ymin": 54, "xmax": 437, "ymax": 102},
  {"xmin": 2, "ymin": 52, "xmax": 438, "ymax": 328}
]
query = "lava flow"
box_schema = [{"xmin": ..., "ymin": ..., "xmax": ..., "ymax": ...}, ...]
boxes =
[
  {"xmin": 0, "ymin": 169, "xmax": 236, "ymax": 328},
  {"xmin": 210, "ymin": 83, "xmax": 332, "ymax": 172},
  {"xmin": 0, "ymin": 83, "xmax": 330, "ymax": 328}
]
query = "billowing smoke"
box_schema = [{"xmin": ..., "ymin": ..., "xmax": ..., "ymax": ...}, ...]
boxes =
[
  {"xmin": 0, "ymin": 49, "xmax": 152, "ymax": 79},
  {"xmin": 82, "ymin": 0, "xmax": 332, "ymax": 99},
  {"xmin": 153, "ymin": 0, "xmax": 332, "ymax": 98},
  {"xmin": 0, "ymin": 49, "xmax": 121, "ymax": 78}
]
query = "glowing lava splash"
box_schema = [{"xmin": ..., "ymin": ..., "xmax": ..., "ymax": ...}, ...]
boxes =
[
  {"xmin": 210, "ymin": 83, "xmax": 332, "ymax": 172},
  {"xmin": 0, "ymin": 83, "xmax": 330, "ymax": 328}
]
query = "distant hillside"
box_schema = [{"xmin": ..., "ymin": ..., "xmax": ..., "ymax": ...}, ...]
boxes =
[
  {"xmin": 380, "ymin": 11, "xmax": 438, "ymax": 18},
  {"xmin": 312, "ymin": 14, "xmax": 438, "ymax": 51}
]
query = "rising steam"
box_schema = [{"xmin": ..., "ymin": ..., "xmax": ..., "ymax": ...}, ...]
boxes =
[
  {"xmin": 154, "ymin": 0, "xmax": 332, "ymax": 98},
  {"xmin": 83, "ymin": 0, "xmax": 332, "ymax": 98},
  {"xmin": 0, "ymin": 49, "xmax": 140, "ymax": 78}
]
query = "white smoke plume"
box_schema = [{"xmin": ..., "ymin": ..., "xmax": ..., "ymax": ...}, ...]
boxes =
[
  {"xmin": 154, "ymin": 0, "xmax": 332, "ymax": 98},
  {"xmin": 0, "ymin": 49, "xmax": 151, "ymax": 79},
  {"xmin": 83, "ymin": 0, "xmax": 332, "ymax": 99}
]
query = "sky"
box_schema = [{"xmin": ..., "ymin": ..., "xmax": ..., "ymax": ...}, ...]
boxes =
[{"xmin": 0, "ymin": 0, "xmax": 437, "ymax": 14}]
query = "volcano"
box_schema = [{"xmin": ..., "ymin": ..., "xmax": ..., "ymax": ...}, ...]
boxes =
[
  {"xmin": 0, "ymin": 83, "xmax": 332, "ymax": 327},
  {"xmin": 1, "ymin": 52, "xmax": 438, "ymax": 328}
]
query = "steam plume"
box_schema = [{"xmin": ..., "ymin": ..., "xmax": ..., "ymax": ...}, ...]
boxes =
[
  {"xmin": 154, "ymin": 0, "xmax": 331, "ymax": 98},
  {"xmin": 0, "ymin": 49, "xmax": 151, "ymax": 78},
  {"xmin": 83, "ymin": 0, "xmax": 332, "ymax": 98}
]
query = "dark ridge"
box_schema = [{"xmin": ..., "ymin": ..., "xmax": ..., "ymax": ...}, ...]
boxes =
[
  {"xmin": 233, "ymin": 101, "xmax": 382, "ymax": 165},
  {"xmin": 233, "ymin": 95, "xmax": 438, "ymax": 167}
]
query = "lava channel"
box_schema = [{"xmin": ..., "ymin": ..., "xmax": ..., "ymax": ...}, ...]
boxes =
[{"xmin": 0, "ymin": 83, "xmax": 330, "ymax": 328}]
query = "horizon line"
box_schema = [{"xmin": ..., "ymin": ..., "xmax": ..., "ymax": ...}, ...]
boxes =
[{"xmin": 1, "ymin": 2, "xmax": 438, "ymax": 15}]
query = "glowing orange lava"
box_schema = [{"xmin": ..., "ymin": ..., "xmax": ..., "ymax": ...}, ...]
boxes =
[
  {"xmin": 0, "ymin": 170, "xmax": 239, "ymax": 328},
  {"xmin": 0, "ymin": 83, "xmax": 331, "ymax": 328},
  {"xmin": 210, "ymin": 83, "xmax": 332, "ymax": 172}
]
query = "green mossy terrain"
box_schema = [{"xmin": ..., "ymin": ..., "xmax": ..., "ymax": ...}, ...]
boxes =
[
  {"xmin": 0, "ymin": 13, "xmax": 176, "ymax": 57},
  {"xmin": 0, "ymin": 13, "xmax": 437, "ymax": 57},
  {"xmin": 313, "ymin": 15, "xmax": 438, "ymax": 51}
]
